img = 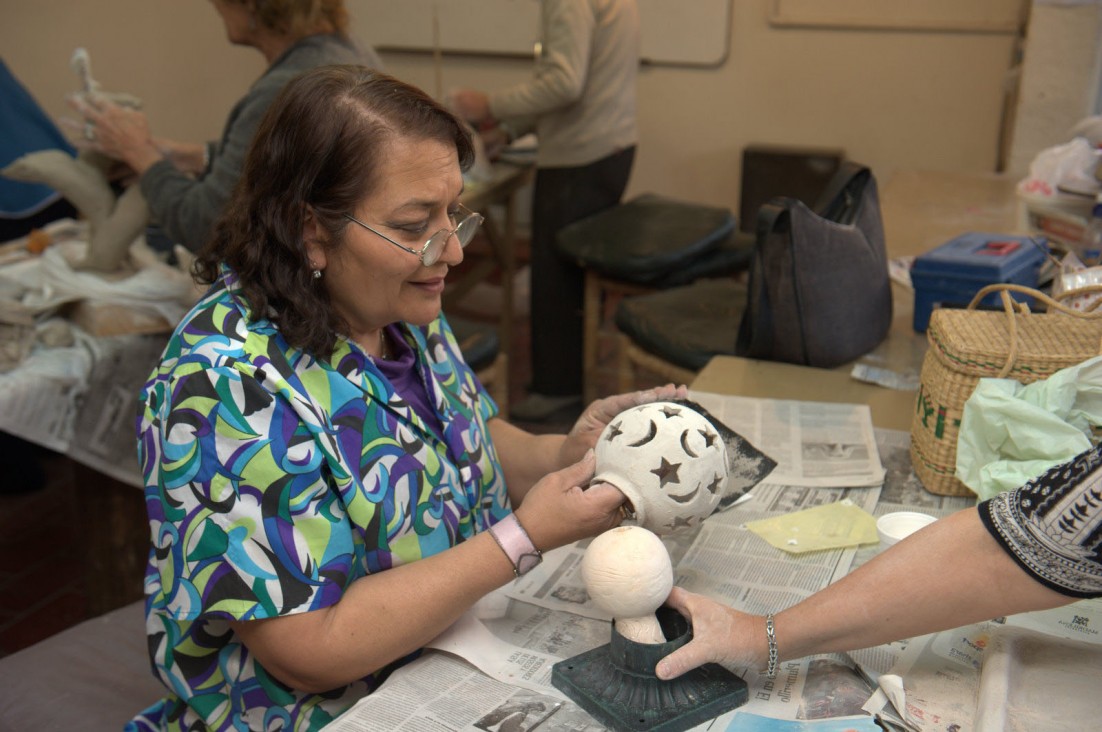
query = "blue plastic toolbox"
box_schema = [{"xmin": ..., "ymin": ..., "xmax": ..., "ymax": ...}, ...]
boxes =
[{"xmin": 911, "ymin": 232, "xmax": 1048, "ymax": 332}]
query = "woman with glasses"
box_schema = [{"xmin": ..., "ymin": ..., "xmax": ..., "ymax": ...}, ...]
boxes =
[{"xmin": 130, "ymin": 65, "xmax": 684, "ymax": 732}]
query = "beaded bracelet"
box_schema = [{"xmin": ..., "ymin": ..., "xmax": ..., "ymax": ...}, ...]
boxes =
[{"xmin": 764, "ymin": 613, "xmax": 778, "ymax": 678}]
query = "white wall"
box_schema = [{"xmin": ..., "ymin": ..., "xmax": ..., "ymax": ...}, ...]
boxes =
[{"xmin": 3, "ymin": 0, "xmax": 1088, "ymax": 220}]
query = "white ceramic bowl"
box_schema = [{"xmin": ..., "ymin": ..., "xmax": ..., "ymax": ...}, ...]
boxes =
[{"xmin": 877, "ymin": 511, "xmax": 937, "ymax": 548}]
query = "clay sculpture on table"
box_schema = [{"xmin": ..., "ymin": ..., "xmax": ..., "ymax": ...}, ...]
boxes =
[
  {"xmin": 581, "ymin": 525, "xmax": 673, "ymax": 644},
  {"xmin": 593, "ymin": 399, "xmax": 777, "ymax": 535},
  {"xmin": 1, "ymin": 48, "xmax": 149, "ymax": 272},
  {"xmin": 552, "ymin": 523, "xmax": 750, "ymax": 731}
]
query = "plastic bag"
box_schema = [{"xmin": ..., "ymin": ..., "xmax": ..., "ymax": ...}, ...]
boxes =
[
  {"xmin": 956, "ymin": 356, "xmax": 1102, "ymax": 499},
  {"xmin": 1052, "ymin": 250, "xmax": 1102, "ymax": 311},
  {"xmin": 1016, "ymin": 137, "xmax": 1101, "ymax": 199}
]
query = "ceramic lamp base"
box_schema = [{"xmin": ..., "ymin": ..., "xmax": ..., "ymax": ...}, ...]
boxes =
[{"xmin": 551, "ymin": 607, "xmax": 748, "ymax": 732}]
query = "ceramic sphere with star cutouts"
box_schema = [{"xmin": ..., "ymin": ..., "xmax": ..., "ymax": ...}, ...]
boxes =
[{"xmin": 593, "ymin": 400, "xmax": 732, "ymax": 534}]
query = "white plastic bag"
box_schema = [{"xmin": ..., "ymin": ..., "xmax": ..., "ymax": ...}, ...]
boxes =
[{"xmin": 1017, "ymin": 137, "xmax": 1101, "ymax": 199}]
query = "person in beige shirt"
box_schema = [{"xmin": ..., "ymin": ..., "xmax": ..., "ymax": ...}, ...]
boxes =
[{"xmin": 450, "ymin": 0, "xmax": 639, "ymax": 422}]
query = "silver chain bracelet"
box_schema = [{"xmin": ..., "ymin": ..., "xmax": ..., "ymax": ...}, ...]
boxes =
[{"xmin": 764, "ymin": 613, "xmax": 778, "ymax": 678}]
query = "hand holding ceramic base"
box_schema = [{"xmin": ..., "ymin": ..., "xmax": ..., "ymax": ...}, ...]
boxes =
[
  {"xmin": 582, "ymin": 525, "xmax": 673, "ymax": 644},
  {"xmin": 553, "ymin": 524, "xmax": 750, "ymax": 730}
]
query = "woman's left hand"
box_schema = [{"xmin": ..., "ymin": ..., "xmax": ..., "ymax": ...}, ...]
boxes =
[
  {"xmin": 559, "ymin": 383, "xmax": 688, "ymax": 467},
  {"xmin": 67, "ymin": 93, "xmax": 163, "ymax": 174}
]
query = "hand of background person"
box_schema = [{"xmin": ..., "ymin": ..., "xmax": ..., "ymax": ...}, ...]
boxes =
[
  {"xmin": 152, "ymin": 138, "xmax": 209, "ymax": 177},
  {"xmin": 655, "ymin": 587, "xmax": 767, "ymax": 680},
  {"xmin": 66, "ymin": 93, "xmax": 163, "ymax": 174},
  {"xmin": 446, "ymin": 89, "xmax": 492, "ymax": 125},
  {"xmin": 513, "ymin": 450, "xmax": 626, "ymax": 550},
  {"xmin": 559, "ymin": 383, "xmax": 689, "ymax": 467}
]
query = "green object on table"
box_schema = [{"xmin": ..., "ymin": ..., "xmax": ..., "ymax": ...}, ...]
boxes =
[{"xmin": 957, "ymin": 355, "xmax": 1102, "ymax": 499}]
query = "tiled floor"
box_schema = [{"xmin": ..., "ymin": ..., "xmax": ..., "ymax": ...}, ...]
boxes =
[{"xmin": 0, "ymin": 245, "xmax": 665, "ymax": 659}]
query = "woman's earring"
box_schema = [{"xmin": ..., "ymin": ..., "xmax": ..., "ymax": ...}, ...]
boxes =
[{"xmin": 312, "ymin": 269, "xmax": 322, "ymax": 280}]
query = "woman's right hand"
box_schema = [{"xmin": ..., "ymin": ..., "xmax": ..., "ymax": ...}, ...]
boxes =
[
  {"xmin": 656, "ymin": 587, "xmax": 767, "ymax": 680},
  {"xmin": 513, "ymin": 450, "xmax": 625, "ymax": 551}
]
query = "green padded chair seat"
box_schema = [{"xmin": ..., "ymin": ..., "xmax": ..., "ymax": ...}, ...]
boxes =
[
  {"xmin": 614, "ymin": 278, "xmax": 748, "ymax": 371},
  {"xmin": 448, "ymin": 315, "xmax": 499, "ymax": 372},
  {"xmin": 556, "ymin": 193, "xmax": 738, "ymax": 286}
]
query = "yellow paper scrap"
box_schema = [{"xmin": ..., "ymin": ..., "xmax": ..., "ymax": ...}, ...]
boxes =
[{"xmin": 745, "ymin": 500, "xmax": 879, "ymax": 554}]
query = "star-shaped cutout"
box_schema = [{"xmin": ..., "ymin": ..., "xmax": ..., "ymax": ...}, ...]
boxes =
[
  {"xmin": 651, "ymin": 456, "xmax": 681, "ymax": 487},
  {"xmin": 699, "ymin": 428, "xmax": 717, "ymax": 448},
  {"xmin": 706, "ymin": 474, "xmax": 724, "ymax": 495},
  {"xmin": 660, "ymin": 405, "xmax": 682, "ymax": 418},
  {"xmin": 668, "ymin": 515, "xmax": 695, "ymax": 531},
  {"xmin": 605, "ymin": 420, "xmax": 623, "ymax": 441}
]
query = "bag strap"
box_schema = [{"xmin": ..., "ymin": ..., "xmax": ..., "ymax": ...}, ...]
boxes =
[
  {"xmin": 812, "ymin": 162, "xmax": 871, "ymax": 224},
  {"xmin": 736, "ymin": 200, "xmax": 791, "ymax": 358},
  {"xmin": 965, "ymin": 283, "xmax": 1102, "ymax": 378}
]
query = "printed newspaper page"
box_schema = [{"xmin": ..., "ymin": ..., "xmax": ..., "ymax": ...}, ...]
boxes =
[
  {"xmin": 860, "ymin": 622, "xmax": 996, "ymax": 731},
  {"xmin": 0, "ymin": 326, "xmax": 162, "ymax": 488},
  {"xmin": 0, "ymin": 327, "xmax": 94, "ymax": 453},
  {"xmin": 332, "ymin": 458, "xmax": 891, "ymax": 729},
  {"xmin": 689, "ymin": 391, "xmax": 886, "ymax": 488}
]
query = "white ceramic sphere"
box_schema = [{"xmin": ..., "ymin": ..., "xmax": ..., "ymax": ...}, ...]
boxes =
[
  {"xmin": 582, "ymin": 526, "xmax": 673, "ymax": 619},
  {"xmin": 593, "ymin": 401, "xmax": 729, "ymax": 534}
]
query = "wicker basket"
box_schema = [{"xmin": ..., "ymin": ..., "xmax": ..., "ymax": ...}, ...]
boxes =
[{"xmin": 910, "ymin": 284, "xmax": 1102, "ymax": 496}]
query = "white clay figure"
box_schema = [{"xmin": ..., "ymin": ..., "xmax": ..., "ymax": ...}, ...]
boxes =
[{"xmin": 582, "ymin": 525, "xmax": 673, "ymax": 644}]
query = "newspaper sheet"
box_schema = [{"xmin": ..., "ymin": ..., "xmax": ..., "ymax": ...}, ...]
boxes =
[
  {"xmin": 860, "ymin": 621, "xmax": 995, "ymax": 731},
  {"xmin": 66, "ymin": 331, "xmax": 166, "ymax": 487},
  {"xmin": 689, "ymin": 391, "xmax": 886, "ymax": 488},
  {"xmin": 0, "ymin": 326, "xmax": 163, "ymax": 488},
  {"xmin": 0, "ymin": 324, "xmax": 96, "ymax": 454},
  {"xmin": 331, "ymin": 413, "xmax": 1087, "ymax": 731},
  {"xmin": 332, "ymin": 418, "xmax": 896, "ymax": 730}
]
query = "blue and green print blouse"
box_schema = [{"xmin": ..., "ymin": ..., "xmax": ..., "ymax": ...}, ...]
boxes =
[{"xmin": 128, "ymin": 269, "xmax": 508, "ymax": 731}]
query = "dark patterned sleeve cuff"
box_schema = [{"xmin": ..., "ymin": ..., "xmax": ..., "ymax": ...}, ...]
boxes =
[{"xmin": 977, "ymin": 444, "xmax": 1102, "ymax": 599}]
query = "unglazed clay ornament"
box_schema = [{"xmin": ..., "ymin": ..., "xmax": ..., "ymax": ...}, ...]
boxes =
[
  {"xmin": 593, "ymin": 400, "xmax": 776, "ymax": 534},
  {"xmin": 582, "ymin": 526, "xmax": 673, "ymax": 644},
  {"xmin": 0, "ymin": 48, "xmax": 149, "ymax": 273}
]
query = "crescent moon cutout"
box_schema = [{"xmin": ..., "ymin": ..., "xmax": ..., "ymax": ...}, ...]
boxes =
[
  {"xmin": 680, "ymin": 429, "xmax": 698, "ymax": 457},
  {"xmin": 627, "ymin": 419, "xmax": 658, "ymax": 447},
  {"xmin": 667, "ymin": 486, "xmax": 700, "ymax": 504}
]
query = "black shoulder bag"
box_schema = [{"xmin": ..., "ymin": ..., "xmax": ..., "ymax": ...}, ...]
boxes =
[{"xmin": 735, "ymin": 162, "xmax": 892, "ymax": 368}]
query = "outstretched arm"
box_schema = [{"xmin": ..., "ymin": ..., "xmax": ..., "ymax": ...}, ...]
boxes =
[{"xmin": 657, "ymin": 507, "xmax": 1071, "ymax": 679}]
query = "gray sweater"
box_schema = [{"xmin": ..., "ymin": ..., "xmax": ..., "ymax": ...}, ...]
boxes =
[{"xmin": 141, "ymin": 34, "xmax": 380, "ymax": 252}]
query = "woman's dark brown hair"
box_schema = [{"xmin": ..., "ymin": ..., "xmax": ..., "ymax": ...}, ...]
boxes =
[{"xmin": 195, "ymin": 65, "xmax": 475, "ymax": 357}]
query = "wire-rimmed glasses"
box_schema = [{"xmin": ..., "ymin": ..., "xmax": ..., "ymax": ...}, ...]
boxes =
[{"xmin": 343, "ymin": 204, "xmax": 484, "ymax": 266}]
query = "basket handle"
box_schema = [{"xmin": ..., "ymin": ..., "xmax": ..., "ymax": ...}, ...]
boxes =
[{"xmin": 965, "ymin": 283, "xmax": 1102, "ymax": 378}]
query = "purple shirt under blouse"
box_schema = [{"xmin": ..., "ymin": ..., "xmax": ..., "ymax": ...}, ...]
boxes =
[{"xmin": 373, "ymin": 324, "xmax": 445, "ymax": 438}]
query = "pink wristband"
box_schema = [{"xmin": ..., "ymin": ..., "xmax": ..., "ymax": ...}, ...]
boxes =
[{"xmin": 488, "ymin": 514, "xmax": 543, "ymax": 577}]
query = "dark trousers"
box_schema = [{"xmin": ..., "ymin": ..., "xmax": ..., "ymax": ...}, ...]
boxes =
[{"xmin": 529, "ymin": 146, "xmax": 635, "ymax": 396}]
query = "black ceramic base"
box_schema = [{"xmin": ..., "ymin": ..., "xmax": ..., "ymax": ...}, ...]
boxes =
[{"xmin": 551, "ymin": 607, "xmax": 748, "ymax": 732}]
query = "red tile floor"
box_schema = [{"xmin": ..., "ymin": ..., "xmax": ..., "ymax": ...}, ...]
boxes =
[{"xmin": 0, "ymin": 240, "xmax": 666, "ymax": 659}]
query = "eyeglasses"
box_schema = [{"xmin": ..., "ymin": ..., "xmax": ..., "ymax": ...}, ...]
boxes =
[{"xmin": 343, "ymin": 204, "xmax": 484, "ymax": 266}]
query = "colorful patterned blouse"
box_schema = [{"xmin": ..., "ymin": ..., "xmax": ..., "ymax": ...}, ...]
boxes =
[{"xmin": 127, "ymin": 270, "xmax": 508, "ymax": 731}]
